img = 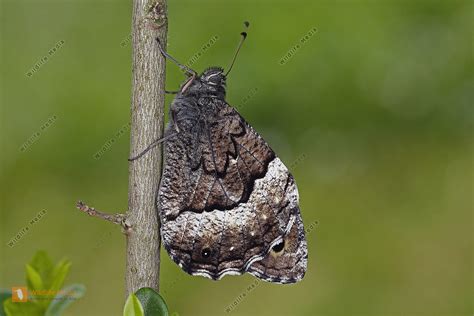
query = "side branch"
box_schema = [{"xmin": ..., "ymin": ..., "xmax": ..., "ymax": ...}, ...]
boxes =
[{"xmin": 76, "ymin": 200, "xmax": 129, "ymax": 230}]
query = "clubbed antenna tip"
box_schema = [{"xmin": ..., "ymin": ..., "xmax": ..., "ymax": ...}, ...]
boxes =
[{"xmin": 225, "ymin": 21, "xmax": 250, "ymax": 76}]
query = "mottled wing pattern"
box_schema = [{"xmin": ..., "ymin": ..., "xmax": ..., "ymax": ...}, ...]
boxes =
[{"xmin": 159, "ymin": 99, "xmax": 307, "ymax": 283}]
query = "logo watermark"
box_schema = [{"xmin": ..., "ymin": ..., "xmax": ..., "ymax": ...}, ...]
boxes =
[
  {"xmin": 235, "ymin": 87, "xmax": 259, "ymax": 111},
  {"xmin": 181, "ymin": 35, "xmax": 219, "ymax": 73},
  {"xmin": 93, "ymin": 122, "xmax": 131, "ymax": 160},
  {"xmin": 11, "ymin": 287, "xmax": 28, "ymax": 303},
  {"xmin": 289, "ymin": 153, "xmax": 307, "ymax": 170},
  {"xmin": 7, "ymin": 210, "xmax": 48, "ymax": 248},
  {"xmin": 224, "ymin": 220, "xmax": 318, "ymax": 313},
  {"xmin": 10, "ymin": 287, "xmax": 82, "ymax": 302},
  {"xmin": 19, "ymin": 115, "xmax": 58, "ymax": 153},
  {"xmin": 26, "ymin": 40, "xmax": 65, "ymax": 78},
  {"xmin": 120, "ymin": 33, "xmax": 132, "ymax": 48},
  {"xmin": 279, "ymin": 27, "xmax": 317, "ymax": 65}
]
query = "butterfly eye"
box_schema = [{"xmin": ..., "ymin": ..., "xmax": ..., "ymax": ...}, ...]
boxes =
[
  {"xmin": 205, "ymin": 73, "xmax": 222, "ymax": 85},
  {"xmin": 201, "ymin": 247, "xmax": 212, "ymax": 258},
  {"xmin": 272, "ymin": 240, "xmax": 285, "ymax": 253}
]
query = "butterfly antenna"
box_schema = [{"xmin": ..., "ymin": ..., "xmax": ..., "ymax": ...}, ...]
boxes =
[{"xmin": 225, "ymin": 21, "xmax": 250, "ymax": 76}]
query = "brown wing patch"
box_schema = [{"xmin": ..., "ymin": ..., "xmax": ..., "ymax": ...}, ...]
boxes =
[{"xmin": 163, "ymin": 101, "xmax": 275, "ymax": 219}]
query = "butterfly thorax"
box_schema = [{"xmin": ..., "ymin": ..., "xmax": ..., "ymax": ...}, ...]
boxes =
[{"xmin": 170, "ymin": 67, "xmax": 230, "ymax": 135}]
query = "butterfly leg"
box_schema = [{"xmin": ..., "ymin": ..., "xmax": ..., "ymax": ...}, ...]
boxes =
[
  {"xmin": 171, "ymin": 108, "xmax": 181, "ymax": 133},
  {"xmin": 128, "ymin": 133, "xmax": 177, "ymax": 161}
]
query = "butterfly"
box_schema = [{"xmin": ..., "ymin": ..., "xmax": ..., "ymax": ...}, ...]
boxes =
[{"xmin": 131, "ymin": 24, "xmax": 307, "ymax": 284}]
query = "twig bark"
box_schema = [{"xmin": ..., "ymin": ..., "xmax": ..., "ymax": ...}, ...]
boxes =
[{"xmin": 126, "ymin": 0, "xmax": 168, "ymax": 297}]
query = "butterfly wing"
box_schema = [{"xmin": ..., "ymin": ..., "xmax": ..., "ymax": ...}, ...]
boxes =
[{"xmin": 159, "ymin": 98, "xmax": 307, "ymax": 283}]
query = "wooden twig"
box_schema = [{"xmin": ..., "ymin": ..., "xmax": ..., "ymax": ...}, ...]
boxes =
[{"xmin": 126, "ymin": 0, "xmax": 168, "ymax": 297}]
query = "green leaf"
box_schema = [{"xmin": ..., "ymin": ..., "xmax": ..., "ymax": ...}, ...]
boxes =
[
  {"xmin": 123, "ymin": 294, "xmax": 144, "ymax": 316},
  {"xmin": 0, "ymin": 289, "xmax": 12, "ymax": 316},
  {"xmin": 26, "ymin": 264, "xmax": 44, "ymax": 291},
  {"xmin": 29, "ymin": 251, "xmax": 54, "ymax": 289},
  {"xmin": 45, "ymin": 284, "xmax": 86, "ymax": 316},
  {"xmin": 135, "ymin": 288, "xmax": 168, "ymax": 316},
  {"xmin": 49, "ymin": 259, "xmax": 71, "ymax": 293},
  {"xmin": 3, "ymin": 298, "xmax": 43, "ymax": 316},
  {"xmin": 26, "ymin": 253, "xmax": 72, "ymax": 310}
]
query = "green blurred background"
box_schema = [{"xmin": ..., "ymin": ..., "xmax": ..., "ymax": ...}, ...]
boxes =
[{"xmin": 1, "ymin": 0, "xmax": 472, "ymax": 315}]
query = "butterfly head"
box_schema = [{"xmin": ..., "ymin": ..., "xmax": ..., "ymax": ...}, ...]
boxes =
[{"xmin": 197, "ymin": 67, "xmax": 226, "ymax": 96}]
